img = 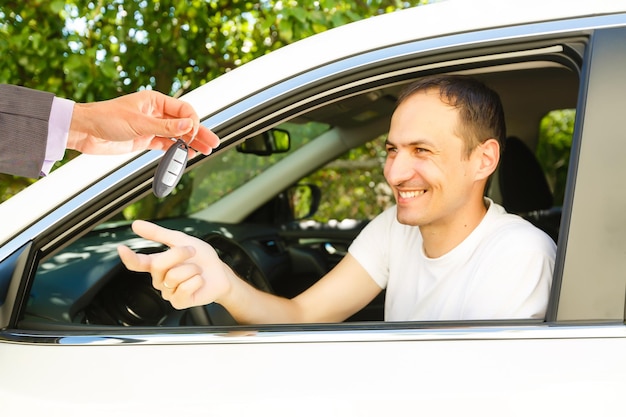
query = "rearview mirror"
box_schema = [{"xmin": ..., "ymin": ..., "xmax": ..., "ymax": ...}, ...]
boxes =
[{"xmin": 237, "ymin": 129, "xmax": 291, "ymax": 156}]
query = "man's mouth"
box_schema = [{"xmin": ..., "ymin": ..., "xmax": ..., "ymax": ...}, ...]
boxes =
[{"xmin": 398, "ymin": 190, "xmax": 426, "ymax": 199}]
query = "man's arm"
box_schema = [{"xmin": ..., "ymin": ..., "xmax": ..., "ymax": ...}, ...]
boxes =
[
  {"xmin": 0, "ymin": 84, "xmax": 54, "ymax": 177},
  {"xmin": 1, "ymin": 86, "xmax": 220, "ymax": 178},
  {"xmin": 118, "ymin": 220, "xmax": 382, "ymax": 324},
  {"xmin": 221, "ymin": 253, "xmax": 382, "ymax": 324}
]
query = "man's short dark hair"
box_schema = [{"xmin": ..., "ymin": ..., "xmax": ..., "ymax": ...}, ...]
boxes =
[{"xmin": 397, "ymin": 74, "xmax": 506, "ymax": 158}]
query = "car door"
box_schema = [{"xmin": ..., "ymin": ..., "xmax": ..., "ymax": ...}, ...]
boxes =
[{"xmin": 2, "ymin": 7, "xmax": 626, "ymax": 417}]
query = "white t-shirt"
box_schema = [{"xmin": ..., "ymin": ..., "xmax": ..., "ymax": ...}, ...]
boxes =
[{"xmin": 349, "ymin": 199, "xmax": 556, "ymax": 321}]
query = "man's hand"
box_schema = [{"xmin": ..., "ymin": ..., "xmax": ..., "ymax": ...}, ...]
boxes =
[
  {"xmin": 117, "ymin": 220, "xmax": 232, "ymax": 310},
  {"xmin": 68, "ymin": 90, "xmax": 220, "ymax": 157}
]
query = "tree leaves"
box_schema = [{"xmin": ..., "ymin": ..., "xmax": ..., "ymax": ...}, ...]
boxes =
[{"xmin": 2, "ymin": 0, "xmax": 426, "ymax": 98}]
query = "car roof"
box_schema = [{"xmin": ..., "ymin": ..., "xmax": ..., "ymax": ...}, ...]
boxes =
[
  {"xmin": 1, "ymin": 0, "xmax": 625, "ymax": 247},
  {"xmin": 180, "ymin": 0, "xmax": 626, "ymax": 119}
]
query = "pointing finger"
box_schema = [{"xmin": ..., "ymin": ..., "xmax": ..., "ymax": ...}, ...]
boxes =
[
  {"xmin": 117, "ymin": 245, "xmax": 153, "ymax": 273},
  {"xmin": 131, "ymin": 220, "xmax": 195, "ymax": 248}
]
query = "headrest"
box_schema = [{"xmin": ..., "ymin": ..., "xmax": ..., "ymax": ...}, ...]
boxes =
[{"xmin": 499, "ymin": 136, "xmax": 553, "ymax": 213}]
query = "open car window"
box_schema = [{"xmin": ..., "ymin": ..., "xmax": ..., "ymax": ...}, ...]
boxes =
[{"xmin": 18, "ymin": 36, "xmax": 583, "ymax": 331}]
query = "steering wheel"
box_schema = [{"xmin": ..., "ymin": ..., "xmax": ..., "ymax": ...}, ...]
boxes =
[{"xmin": 188, "ymin": 232, "xmax": 273, "ymax": 326}]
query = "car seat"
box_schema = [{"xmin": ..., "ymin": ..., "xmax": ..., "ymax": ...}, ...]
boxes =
[{"xmin": 498, "ymin": 136, "xmax": 561, "ymax": 242}]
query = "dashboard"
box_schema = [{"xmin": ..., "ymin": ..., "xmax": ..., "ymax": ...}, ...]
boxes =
[{"xmin": 21, "ymin": 217, "xmax": 377, "ymax": 328}]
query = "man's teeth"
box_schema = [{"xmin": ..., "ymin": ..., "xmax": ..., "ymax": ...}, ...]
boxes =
[{"xmin": 399, "ymin": 190, "xmax": 426, "ymax": 198}]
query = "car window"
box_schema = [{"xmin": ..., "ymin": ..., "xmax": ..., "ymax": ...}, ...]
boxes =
[
  {"xmin": 22, "ymin": 104, "xmax": 574, "ymax": 329},
  {"xmin": 299, "ymin": 134, "xmax": 392, "ymax": 224},
  {"xmin": 116, "ymin": 121, "xmax": 331, "ymax": 222},
  {"xmin": 19, "ymin": 41, "xmax": 585, "ymax": 330}
]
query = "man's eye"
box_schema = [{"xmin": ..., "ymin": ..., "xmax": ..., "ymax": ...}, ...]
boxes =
[{"xmin": 385, "ymin": 146, "xmax": 397, "ymax": 154}]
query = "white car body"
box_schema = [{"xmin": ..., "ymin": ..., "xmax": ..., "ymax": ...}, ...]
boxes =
[{"xmin": 2, "ymin": 0, "xmax": 626, "ymax": 415}]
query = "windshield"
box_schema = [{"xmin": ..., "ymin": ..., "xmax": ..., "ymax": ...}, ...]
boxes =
[{"xmin": 111, "ymin": 121, "xmax": 330, "ymax": 223}]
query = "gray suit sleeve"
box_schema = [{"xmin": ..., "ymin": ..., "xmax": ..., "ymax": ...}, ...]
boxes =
[{"xmin": 0, "ymin": 84, "xmax": 55, "ymax": 177}]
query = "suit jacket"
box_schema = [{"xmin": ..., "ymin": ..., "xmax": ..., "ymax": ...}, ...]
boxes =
[{"xmin": 0, "ymin": 84, "xmax": 54, "ymax": 177}]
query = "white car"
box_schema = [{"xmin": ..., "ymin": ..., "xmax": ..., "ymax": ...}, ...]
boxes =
[{"xmin": 2, "ymin": 0, "xmax": 626, "ymax": 415}]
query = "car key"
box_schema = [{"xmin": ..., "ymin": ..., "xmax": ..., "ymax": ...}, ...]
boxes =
[{"xmin": 152, "ymin": 138, "xmax": 189, "ymax": 198}]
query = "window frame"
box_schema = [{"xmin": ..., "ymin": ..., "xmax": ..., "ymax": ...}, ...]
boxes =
[{"xmin": 2, "ymin": 21, "xmax": 624, "ymax": 338}]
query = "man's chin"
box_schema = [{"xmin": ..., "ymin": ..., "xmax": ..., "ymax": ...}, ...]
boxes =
[
  {"xmin": 394, "ymin": 197, "xmax": 430, "ymax": 226},
  {"xmin": 395, "ymin": 212, "xmax": 424, "ymax": 226}
]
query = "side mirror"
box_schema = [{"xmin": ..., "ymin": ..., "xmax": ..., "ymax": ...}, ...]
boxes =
[
  {"xmin": 237, "ymin": 129, "xmax": 291, "ymax": 156},
  {"xmin": 288, "ymin": 184, "xmax": 321, "ymax": 220}
]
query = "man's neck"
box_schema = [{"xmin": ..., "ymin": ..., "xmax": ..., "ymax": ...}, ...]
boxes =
[{"xmin": 420, "ymin": 198, "xmax": 489, "ymax": 258}]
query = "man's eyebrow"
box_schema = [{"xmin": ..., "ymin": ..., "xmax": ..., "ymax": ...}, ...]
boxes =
[{"xmin": 385, "ymin": 138, "xmax": 434, "ymax": 147}]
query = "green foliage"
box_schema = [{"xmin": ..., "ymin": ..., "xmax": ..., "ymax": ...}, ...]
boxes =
[
  {"xmin": 303, "ymin": 135, "xmax": 392, "ymax": 222},
  {"xmin": 0, "ymin": 0, "xmax": 427, "ymax": 202},
  {"xmin": 536, "ymin": 109, "xmax": 575, "ymax": 205},
  {"xmin": 0, "ymin": 0, "xmax": 429, "ymax": 98}
]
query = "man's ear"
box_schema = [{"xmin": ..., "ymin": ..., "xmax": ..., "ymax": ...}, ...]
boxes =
[{"xmin": 474, "ymin": 138, "xmax": 500, "ymax": 181}]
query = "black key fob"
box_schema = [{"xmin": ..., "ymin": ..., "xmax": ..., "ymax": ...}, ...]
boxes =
[{"xmin": 152, "ymin": 139, "xmax": 189, "ymax": 198}]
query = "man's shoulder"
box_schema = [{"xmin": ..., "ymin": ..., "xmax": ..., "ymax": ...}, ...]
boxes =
[{"xmin": 485, "ymin": 203, "xmax": 556, "ymax": 252}]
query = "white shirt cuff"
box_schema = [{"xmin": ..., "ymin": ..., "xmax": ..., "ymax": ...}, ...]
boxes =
[{"xmin": 42, "ymin": 96, "xmax": 75, "ymax": 175}]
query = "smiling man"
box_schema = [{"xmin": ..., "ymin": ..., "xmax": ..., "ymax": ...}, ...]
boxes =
[
  {"xmin": 118, "ymin": 74, "xmax": 556, "ymax": 323},
  {"xmin": 350, "ymin": 75, "xmax": 555, "ymax": 321}
]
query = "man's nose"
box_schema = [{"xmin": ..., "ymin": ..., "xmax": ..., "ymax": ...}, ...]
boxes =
[{"xmin": 385, "ymin": 152, "xmax": 415, "ymax": 185}]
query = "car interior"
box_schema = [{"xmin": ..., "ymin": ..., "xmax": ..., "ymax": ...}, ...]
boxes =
[{"xmin": 18, "ymin": 38, "xmax": 582, "ymax": 330}]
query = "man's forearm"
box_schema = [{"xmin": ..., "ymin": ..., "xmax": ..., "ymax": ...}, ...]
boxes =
[{"xmin": 218, "ymin": 265, "xmax": 307, "ymax": 325}]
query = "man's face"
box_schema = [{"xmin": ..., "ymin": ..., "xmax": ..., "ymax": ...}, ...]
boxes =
[{"xmin": 384, "ymin": 90, "xmax": 482, "ymax": 228}]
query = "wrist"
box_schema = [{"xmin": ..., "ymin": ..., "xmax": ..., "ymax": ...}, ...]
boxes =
[
  {"xmin": 66, "ymin": 102, "xmax": 92, "ymax": 152},
  {"xmin": 214, "ymin": 262, "xmax": 244, "ymax": 307}
]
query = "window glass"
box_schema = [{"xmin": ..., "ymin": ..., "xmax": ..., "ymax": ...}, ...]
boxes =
[
  {"xmin": 119, "ymin": 121, "xmax": 330, "ymax": 222},
  {"xmin": 300, "ymin": 134, "xmax": 393, "ymax": 223}
]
